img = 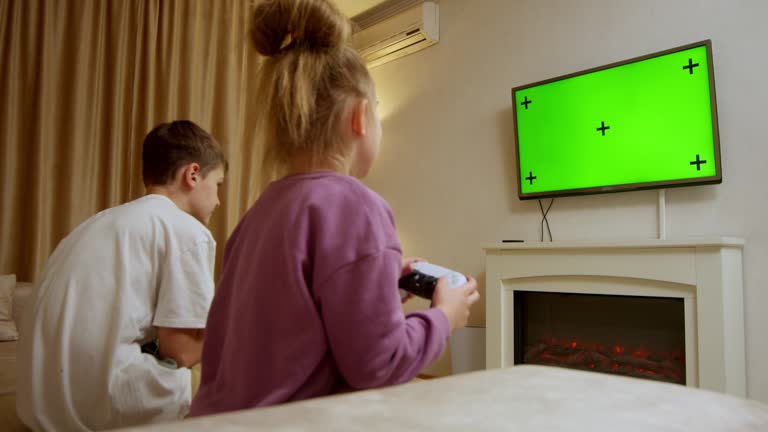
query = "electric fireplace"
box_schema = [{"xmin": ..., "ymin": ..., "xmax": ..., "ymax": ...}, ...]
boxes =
[
  {"xmin": 484, "ymin": 238, "xmax": 746, "ymax": 396},
  {"xmin": 514, "ymin": 291, "xmax": 685, "ymax": 384}
]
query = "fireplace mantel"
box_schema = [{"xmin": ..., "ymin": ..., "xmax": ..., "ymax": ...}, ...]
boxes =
[{"xmin": 483, "ymin": 237, "xmax": 745, "ymax": 396}]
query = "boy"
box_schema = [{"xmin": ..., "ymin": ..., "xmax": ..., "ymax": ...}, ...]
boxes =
[{"xmin": 16, "ymin": 120, "xmax": 226, "ymax": 431}]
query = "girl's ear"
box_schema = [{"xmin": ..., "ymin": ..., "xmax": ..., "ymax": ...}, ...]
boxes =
[{"xmin": 350, "ymin": 98, "xmax": 369, "ymax": 137}]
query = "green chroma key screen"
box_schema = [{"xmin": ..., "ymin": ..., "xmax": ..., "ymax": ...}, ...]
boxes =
[{"xmin": 512, "ymin": 40, "xmax": 721, "ymax": 200}]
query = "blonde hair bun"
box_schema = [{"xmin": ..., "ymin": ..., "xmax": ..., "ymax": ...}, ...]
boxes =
[{"xmin": 250, "ymin": 0, "xmax": 352, "ymax": 57}]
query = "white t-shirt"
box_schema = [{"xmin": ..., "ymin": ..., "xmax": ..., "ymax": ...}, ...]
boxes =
[{"xmin": 16, "ymin": 195, "xmax": 216, "ymax": 431}]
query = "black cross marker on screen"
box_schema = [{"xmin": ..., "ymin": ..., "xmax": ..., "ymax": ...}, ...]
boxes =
[
  {"xmin": 521, "ymin": 96, "xmax": 532, "ymax": 109},
  {"xmin": 690, "ymin": 154, "xmax": 707, "ymax": 170},
  {"xmin": 683, "ymin": 58, "xmax": 700, "ymax": 74},
  {"xmin": 525, "ymin": 171, "xmax": 537, "ymax": 185},
  {"xmin": 596, "ymin": 121, "xmax": 610, "ymax": 136}
]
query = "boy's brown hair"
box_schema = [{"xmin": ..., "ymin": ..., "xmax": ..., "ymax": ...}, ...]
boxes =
[{"xmin": 142, "ymin": 120, "xmax": 227, "ymax": 187}]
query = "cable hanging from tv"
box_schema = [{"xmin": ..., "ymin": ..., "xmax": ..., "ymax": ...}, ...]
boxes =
[{"xmin": 539, "ymin": 199, "xmax": 554, "ymax": 242}]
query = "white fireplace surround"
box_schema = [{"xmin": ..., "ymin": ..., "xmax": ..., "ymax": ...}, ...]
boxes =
[{"xmin": 484, "ymin": 237, "xmax": 746, "ymax": 396}]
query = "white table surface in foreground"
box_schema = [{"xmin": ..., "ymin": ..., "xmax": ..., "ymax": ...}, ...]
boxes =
[{"xmin": 117, "ymin": 365, "xmax": 768, "ymax": 432}]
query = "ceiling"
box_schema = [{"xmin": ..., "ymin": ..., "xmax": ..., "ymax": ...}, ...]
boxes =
[{"xmin": 334, "ymin": 0, "xmax": 388, "ymax": 18}]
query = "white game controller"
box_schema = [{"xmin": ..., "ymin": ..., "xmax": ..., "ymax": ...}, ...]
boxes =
[
  {"xmin": 412, "ymin": 262, "xmax": 467, "ymax": 288},
  {"xmin": 398, "ymin": 262, "xmax": 468, "ymax": 299}
]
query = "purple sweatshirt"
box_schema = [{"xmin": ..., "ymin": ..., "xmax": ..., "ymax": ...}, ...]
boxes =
[{"xmin": 189, "ymin": 171, "xmax": 450, "ymax": 415}]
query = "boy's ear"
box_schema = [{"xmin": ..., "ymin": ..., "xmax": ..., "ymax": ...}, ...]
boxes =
[
  {"xmin": 180, "ymin": 163, "xmax": 202, "ymax": 188},
  {"xmin": 350, "ymin": 98, "xmax": 369, "ymax": 137}
]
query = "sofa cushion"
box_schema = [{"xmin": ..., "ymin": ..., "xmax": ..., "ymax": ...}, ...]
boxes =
[
  {"xmin": 0, "ymin": 274, "xmax": 14, "ymax": 321},
  {"xmin": 0, "ymin": 323, "xmax": 17, "ymax": 342},
  {"xmin": 0, "ymin": 275, "xmax": 18, "ymax": 341}
]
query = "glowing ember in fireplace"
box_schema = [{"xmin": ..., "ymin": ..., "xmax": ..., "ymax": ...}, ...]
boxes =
[{"xmin": 524, "ymin": 338, "xmax": 684, "ymax": 384}]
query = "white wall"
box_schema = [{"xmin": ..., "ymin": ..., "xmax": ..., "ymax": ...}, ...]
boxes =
[{"xmin": 364, "ymin": 0, "xmax": 768, "ymax": 402}]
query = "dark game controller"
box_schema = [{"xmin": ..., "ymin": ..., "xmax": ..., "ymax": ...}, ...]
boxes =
[{"xmin": 398, "ymin": 269, "xmax": 439, "ymax": 299}]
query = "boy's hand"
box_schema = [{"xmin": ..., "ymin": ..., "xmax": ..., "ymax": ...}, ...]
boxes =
[{"xmin": 157, "ymin": 327, "xmax": 205, "ymax": 368}]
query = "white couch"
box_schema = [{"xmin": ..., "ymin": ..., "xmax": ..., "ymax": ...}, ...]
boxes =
[{"xmin": 0, "ymin": 279, "xmax": 33, "ymax": 431}]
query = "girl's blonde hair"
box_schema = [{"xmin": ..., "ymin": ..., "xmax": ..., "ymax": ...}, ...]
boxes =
[{"xmin": 250, "ymin": 0, "xmax": 372, "ymax": 189}]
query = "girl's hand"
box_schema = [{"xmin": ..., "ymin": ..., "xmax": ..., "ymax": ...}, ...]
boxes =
[
  {"xmin": 400, "ymin": 291, "xmax": 415, "ymax": 304},
  {"xmin": 433, "ymin": 276, "xmax": 480, "ymax": 332},
  {"xmin": 400, "ymin": 256, "xmax": 425, "ymax": 277},
  {"xmin": 400, "ymin": 256, "xmax": 425, "ymax": 304}
]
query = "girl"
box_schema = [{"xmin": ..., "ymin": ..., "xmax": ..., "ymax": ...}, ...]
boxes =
[{"xmin": 190, "ymin": 0, "xmax": 479, "ymax": 415}]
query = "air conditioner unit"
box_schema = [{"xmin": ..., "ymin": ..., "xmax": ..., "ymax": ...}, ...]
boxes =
[{"xmin": 351, "ymin": 1, "xmax": 439, "ymax": 68}]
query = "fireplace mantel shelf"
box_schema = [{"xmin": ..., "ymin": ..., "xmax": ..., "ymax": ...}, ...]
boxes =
[{"xmin": 484, "ymin": 236, "xmax": 744, "ymax": 251}]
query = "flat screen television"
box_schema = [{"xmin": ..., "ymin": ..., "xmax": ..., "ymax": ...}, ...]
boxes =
[{"xmin": 511, "ymin": 40, "xmax": 721, "ymax": 200}]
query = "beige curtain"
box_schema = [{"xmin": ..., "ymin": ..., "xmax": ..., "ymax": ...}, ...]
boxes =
[{"xmin": 1, "ymin": 0, "xmax": 266, "ymax": 282}]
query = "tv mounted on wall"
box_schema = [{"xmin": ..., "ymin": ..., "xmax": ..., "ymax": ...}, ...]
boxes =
[{"xmin": 512, "ymin": 40, "xmax": 721, "ymax": 200}]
